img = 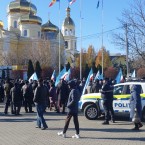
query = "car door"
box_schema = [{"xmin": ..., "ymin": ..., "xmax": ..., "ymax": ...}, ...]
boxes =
[{"xmin": 113, "ymin": 84, "xmax": 131, "ymax": 112}]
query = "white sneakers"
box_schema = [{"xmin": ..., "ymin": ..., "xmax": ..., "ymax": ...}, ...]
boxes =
[
  {"xmin": 57, "ymin": 132, "xmax": 80, "ymax": 139},
  {"xmin": 57, "ymin": 132, "xmax": 66, "ymax": 138},
  {"xmin": 72, "ymin": 134, "xmax": 80, "ymax": 139}
]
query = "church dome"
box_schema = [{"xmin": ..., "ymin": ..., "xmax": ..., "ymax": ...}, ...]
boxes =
[
  {"xmin": 42, "ymin": 20, "xmax": 59, "ymax": 32},
  {"xmin": 0, "ymin": 20, "xmax": 4, "ymax": 28},
  {"xmin": 18, "ymin": 14, "xmax": 42, "ymax": 25},
  {"xmin": 8, "ymin": 0, "xmax": 37, "ymax": 15},
  {"xmin": 62, "ymin": 7, "xmax": 75, "ymax": 27}
]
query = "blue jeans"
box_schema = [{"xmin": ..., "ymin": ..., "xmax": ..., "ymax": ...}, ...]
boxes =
[{"xmin": 35, "ymin": 104, "xmax": 48, "ymax": 128}]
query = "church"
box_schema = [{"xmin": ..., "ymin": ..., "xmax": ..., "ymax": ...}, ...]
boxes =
[{"xmin": 0, "ymin": 0, "xmax": 78, "ymax": 79}]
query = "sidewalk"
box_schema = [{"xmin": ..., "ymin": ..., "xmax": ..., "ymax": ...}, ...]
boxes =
[{"xmin": 0, "ymin": 103, "xmax": 145, "ymax": 145}]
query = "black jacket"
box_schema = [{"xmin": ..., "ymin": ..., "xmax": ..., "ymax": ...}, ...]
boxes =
[{"xmin": 33, "ymin": 85, "xmax": 49, "ymax": 106}]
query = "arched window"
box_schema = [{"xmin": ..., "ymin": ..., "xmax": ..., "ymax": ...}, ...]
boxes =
[
  {"xmin": 38, "ymin": 31, "xmax": 40, "ymax": 38},
  {"xmin": 70, "ymin": 29, "xmax": 72, "ymax": 35},
  {"xmin": 14, "ymin": 21, "xmax": 17, "ymax": 28},
  {"xmin": 65, "ymin": 29, "xmax": 68, "ymax": 35},
  {"xmin": 24, "ymin": 30, "xmax": 27, "ymax": 37},
  {"xmin": 65, "ymin": 41, "xmax": 68, "ymax": 49}
]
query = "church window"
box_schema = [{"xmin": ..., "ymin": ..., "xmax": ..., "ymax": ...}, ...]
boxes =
[
  {"xmin": 24, "ymin": 30, "xmax": 27, "ymax": 37},
  {"xmin": 14, "ymin": 21, "xmax": 17, "ymax": 28},
  {"xmin": 65, "ymin": 41, "xmax": 68, "ymax": 48},
  {"xmin": 70, "ymin": 29, "xmax": 72, "ymax": 35},
  {"xmin": 38, "ymin": 31, "xmax": 40, "ymax": 38},
  {"xmin": 65, "ymin": 29, "xmax": 68, "ymax": 35}
]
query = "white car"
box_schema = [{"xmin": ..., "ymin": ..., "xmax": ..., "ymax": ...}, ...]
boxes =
[{"xmin": 79, "ymin": 82, "xmax": 145, "ymax": 120}]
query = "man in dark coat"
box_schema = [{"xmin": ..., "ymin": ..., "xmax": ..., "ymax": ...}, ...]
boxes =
[
  {"xmin": 101, "ymin": 78, "xmax": 115, "ymax": 124},
  {"xmin": 4, "ymin": 79, "xmax": 13, "ymax": 114},
  {"xmin": 130, "ymin": 85, "xmax": 143, "ymax": 130},
  {"xmin": 10, "ymin": 82, "xmax": 23, "ymax": 115},
  {"xmin": 56, "ymin": 79, "xmax": 69, "ymax": 113},
  {"xmin": 33, "ymin": 78, "xmax": 49, "ymax": 130},
  {"xmin": 57, "ymin": 80, "xmax": 81, "ymax": 138},
  {"xmin": 21, "ymin": 80, "xmax": 34, "ymax": 113}
]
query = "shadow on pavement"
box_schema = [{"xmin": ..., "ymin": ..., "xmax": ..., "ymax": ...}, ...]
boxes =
[{"xmin": 80, "ymin": 127, "xmax": 145, "ymax": 133}]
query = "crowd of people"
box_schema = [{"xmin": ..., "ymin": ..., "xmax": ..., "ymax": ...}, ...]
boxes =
[{"xmin": 0, "ymin": 76, "xmax": 143, "ymax": 138}]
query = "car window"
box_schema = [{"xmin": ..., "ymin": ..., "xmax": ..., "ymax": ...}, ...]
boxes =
[
  {"xmin": 124, "ymin": 84, "xmax": 143, "ymax": 95},
  {"xmin": 113, "ymin": 85, "xmax": 124, "ymax": 95}
]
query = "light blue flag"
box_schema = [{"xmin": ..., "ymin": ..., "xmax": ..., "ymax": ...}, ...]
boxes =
[
  {"xmin": 61, "ymin": 68, "xmax": 71, "ymax": 82},
  {"xmin": 29, "ymin": 72, "xmax": 38, "ymax": 82},
  {"xmin": 115, "ymin": 68, "xmax": 123, "ymax": 84},
  {"xmin": 82, "ymin": 68, "xmax": 93, "ymax": 95},
  {"xmin": 94, "ymin": 70, "xmax": 103, "ymax": 80},
  {"xmin": 51, "ymin": 70, "xmax": 56, "ymax": 81},
  {"xmin": 55, "ymin": 67, "xmax": 66, "ymax": 86},
  {"xmin": 131, "ymin": 70, "xmax": 136, "ymax": 78}
]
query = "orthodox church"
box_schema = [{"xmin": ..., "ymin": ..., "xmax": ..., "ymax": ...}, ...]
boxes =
[{"xmin": 0, "ymin": 0, "xmax": 77, "ymax": 79}]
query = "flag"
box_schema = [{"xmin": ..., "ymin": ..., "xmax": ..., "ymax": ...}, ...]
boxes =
[
  {"xmin": 29, "ymin": 72, "xmax": 38, "ymax": 82},
  {"xmin": 131, "ymin": 70, "xmax": 136, "ymax": 78},
  {"xmin": 61, "ymin": 69, "xmax": 71, "ymax": 81},
  {"xmin": 82, "ymin": 68, "xmax": 93, "ymax": 95},
  {"xmin": 55, "ymin": 67, "xmax": 66, "ymax": 86},
  {"xmin": 97, "ymin": 0, "xmax": 100, "ymax": 9},
  {"xmin": 94, "ymin": 70, "xmax": 103, "ymax": 80},
  {"xmin": 49, "ymin": 0, "xmax": 59, "ymax": 7},
  {"xmin": 51, "ymin": 70, "xmax": 56, "ymax": 81},
  {"xmin": 68, "ymin": 0, "xmax": 76, "ymax": 5},
  {"xmin": 115, "ymin": 68, "xmax": 123, "ymax": 84}
]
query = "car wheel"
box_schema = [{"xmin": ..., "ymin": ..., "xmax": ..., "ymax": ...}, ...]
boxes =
[{"xmin": 84, "ymin": 104, "xmax": 99, "ymax": 120}]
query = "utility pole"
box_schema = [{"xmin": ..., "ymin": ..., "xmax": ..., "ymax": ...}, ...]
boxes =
[{"xmin": 125, "ymin": 23, "xmax": 129, "ymax": 77}]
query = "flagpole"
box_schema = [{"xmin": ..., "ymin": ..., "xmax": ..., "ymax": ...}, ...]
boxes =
[
  {"xmin": 80, "ymin": 0, "xmax": 82, "ymax": 80},
  {"xmin": 58, "ymin": 1, "xmax": 61, "ymax": 73},
  {"xmin": 101, "ymin": 0, "xmax": 104, "ymax": 77}
]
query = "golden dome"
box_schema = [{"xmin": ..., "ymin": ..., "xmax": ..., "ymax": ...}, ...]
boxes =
[
  {"xmin": 8, "ymin": 0, "xmax": 37, "ymax": 14},
  {"xmin": 0, "ymin": 20, "xmax": 4, "ymax": 28},
  {"xmin": 18, "ymin": 14, "xmax": 42, "ymax": 25},
  {"xmin": 42, "ymin": 20, "xmax": 59, "ymax": 32}
]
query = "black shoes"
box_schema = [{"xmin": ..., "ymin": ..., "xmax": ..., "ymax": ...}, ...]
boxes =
[
  {"xmin": 102, "ymin": 121, "xmax": 109, "ymax": 125},
  {"xmin": 41, "ymin": 127, "xmax": 48, "ymax": 130}
]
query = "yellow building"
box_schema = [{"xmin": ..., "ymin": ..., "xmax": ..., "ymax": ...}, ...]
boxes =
[{"xmin": 0, "ymin": 0, "xmax": 71, "ymax": 79}]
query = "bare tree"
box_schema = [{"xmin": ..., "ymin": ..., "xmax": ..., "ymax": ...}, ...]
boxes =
[{"xmin": 114, "ymin": 0, "xmax": 145, "ymax": 66}]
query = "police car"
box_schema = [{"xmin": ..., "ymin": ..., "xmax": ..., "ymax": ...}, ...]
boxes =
[{"xmin": 78, "ymin": 81, "xmax": 145, "ymax": 120}]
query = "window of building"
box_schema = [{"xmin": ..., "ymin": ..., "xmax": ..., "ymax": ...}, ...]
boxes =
[
  {"xmin": 38, "ymin": 31, "xmax": 41, "ymax": 38},
  {"xmin": 70, "ymin": 29, "xmax": 72, "ymax": 35},
  {"xmin": 14, "ymin": 21, "xmax": 17, "ymax": 28},
  {"xmin": 24, "ymin": 30, "xmax": 27, "ymax": 37},
  {"xmin": 65, "ymin": 41, "xmax": 68, "ymax": 48},
  {"xmin": 65, "ymin": 29, "xmax": 68, "ymax": 35}
]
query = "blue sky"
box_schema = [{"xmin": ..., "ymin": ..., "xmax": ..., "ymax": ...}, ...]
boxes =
[{"xmin": 0, "ymin": 0, "xmax": 133, "ymax": 54}]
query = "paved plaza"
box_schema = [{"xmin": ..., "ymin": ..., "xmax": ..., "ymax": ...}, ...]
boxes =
[{"xmin": 0, "ymin": 103, "xmax": 145, "ymax": 145}]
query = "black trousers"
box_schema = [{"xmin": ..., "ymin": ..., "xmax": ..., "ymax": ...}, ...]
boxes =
[
  {"xmin": 24, "ymin": 99, "xmax": 32, "ymax": 112},
  {"xmin": 63, "ymin": 112, "xmax": 79, "ymax": 134},
  {"xmin": 103, "ymin": 100, "xmax": 115, "ymax": 122}
]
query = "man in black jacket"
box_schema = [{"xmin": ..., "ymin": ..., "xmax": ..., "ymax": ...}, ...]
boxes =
[
  {"xmin": 57, "ymin": 80, "xmax": 81, "ymax": 138},
  {"xmin": 101, "ymin": 78, "xmax": 114, "ymax": 124},
  {"xmin": 10, "ymin": 82, "xmax": 23, "ymax": 115},
  {"xmin": 33, "ymin": 78, "xmax": 49, "ymax": 130}
]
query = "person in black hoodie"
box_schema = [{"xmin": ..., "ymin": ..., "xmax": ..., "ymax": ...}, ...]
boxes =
[{"xmin": 57, "ymin": 80, "xmax": 81, "ymax": 139}]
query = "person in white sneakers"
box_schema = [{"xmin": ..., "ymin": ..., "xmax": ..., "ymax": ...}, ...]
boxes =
[{"xmin": 57, "ymin": 80, "xmax": 81, "ymax": 138}]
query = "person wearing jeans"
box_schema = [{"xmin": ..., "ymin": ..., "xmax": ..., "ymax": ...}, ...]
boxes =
[
  {"xmin": 57, "ymin": 80, "xmax": 81, "ymax": 138},
  {"xmin": 33, "ymin": 78, "xmax": 49, "ymax": 130}
]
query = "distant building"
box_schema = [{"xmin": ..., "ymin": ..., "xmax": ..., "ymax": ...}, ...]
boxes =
[
  {"xmin": 0, "ymin": 0, "xmax": 78, "ymax": 79},
  {"xmin": 110, "ymin": 53, "xmax": 126, "ymax": 67}
]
